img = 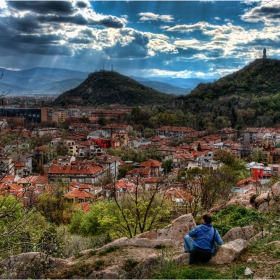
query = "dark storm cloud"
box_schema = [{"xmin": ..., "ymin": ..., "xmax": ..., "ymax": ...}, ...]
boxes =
[
  {"xmin": 7, "ymin": 1, "xmax": 74, "ymax": 15},
  {"xmin": 254, "ymin": 6, "xmax": 280, "ymax": 19},
  {"xmin": 9, "ymin": 14, "xmax": 40, "ymax": 33},
  {"xmin": 104, "ymin": 32, "xmax": 149, "ymax": 59},
  {"xmin": 37, "ymin": 14, "xmax": 88, "ymax": 25},
  {"xmin": 68, "ymin": 38, "xmax": 91, "ymax": 44},
  {"xmin": 0, "ymin": 34, "xmax": 71, "ymax": 56},
  {"xmin": 88, "ymin": 16, "xmax": 126, "ymax": 29},
  {"xmin": 12, "ymin": 34, "xmax": 61, "ymax": 45},
  {"xmin": 76, "ymin": 1, "xmax": 88, "ymax": 9},
  {"xmin": 242, "ymin": 3, "xmax": 280, "ymax": 22}
]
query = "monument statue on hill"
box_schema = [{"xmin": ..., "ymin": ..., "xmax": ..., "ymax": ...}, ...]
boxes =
[{"xmin": 263, "ymin": 48, "xmax": 267, "ymax": 59}]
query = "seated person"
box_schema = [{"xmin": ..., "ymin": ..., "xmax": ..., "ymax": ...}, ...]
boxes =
[{"xmin": 184, "ymin": 214, "xmax": 223, "ymax": 264}]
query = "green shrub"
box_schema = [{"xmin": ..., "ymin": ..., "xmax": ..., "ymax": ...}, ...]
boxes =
[
  {"xmin": 212, "ymin": 205, "xmax": 264, "ymax": 236},
  {"xmin": 88, "ymin": 250, "xmax": 97, "ymax": 256},
  {"xmin": 122, "ymin": 258, "xmax": 139, "ymax": 272},
  {"xmin": 98, "ymin": 246, "xmax": 119, "ymax": 256},
  {"xmin": 93, "ymin": 260, "xmax": 105, "ymax": 270},
  {"xmin": 152, "ymin": 262, "xmax": 230, "ymax": 279}
]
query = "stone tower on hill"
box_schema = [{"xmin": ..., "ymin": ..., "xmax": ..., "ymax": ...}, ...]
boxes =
[{"xmin": 263, "ymin": 48, "xmax": 267, "ymax": 59}]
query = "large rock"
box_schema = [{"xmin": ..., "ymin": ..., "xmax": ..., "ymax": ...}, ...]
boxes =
[
  {"xmin": 210, "ymin": 239, "xmax": 247, "ymax": 264},
  {"xmin": 136, "ymin": 214, "xmax": 196, "ymax": 244},
  {"xmin": 222, "ymin": 226, "xmax": 257, "ymax": 243},
  {"xmin": 254, "ymin": 192, "xmax": 270, "ymax": 210},
  {"xmin": 90, "ymin": 265, "xmax": 125, "ymax": 279},
  {"xmin": 248, "ymin": 231, "xmax": 272, "ymax": 243},
  {"xmin": 271, "ymin": 181, "xmax": 280, "ymax": 200},
  {"xmin": 226, "ymin": 192, "xmax": 255, "ymax": 209},
  {"xmin": 0, "ymin": 252, "xmax": 67, "ymax": 279},
  {"xmin": 172, "ymin": 253, "xmax": 190, "ymax": 265},
  {"xmin": 132, "ymin": 254, "xmax": 160, "ymax": 279}
]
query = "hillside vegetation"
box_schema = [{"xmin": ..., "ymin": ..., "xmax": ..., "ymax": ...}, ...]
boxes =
[
  {"xmin": 54, "ymin": 70, "xmax": 173, "ymax": 106},
  {"xmin": 173, "ymin": 59, "xmax": 280, "ymax": 129}
]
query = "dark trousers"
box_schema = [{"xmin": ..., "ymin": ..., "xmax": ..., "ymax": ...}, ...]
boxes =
[{"xmin": 189, "ymin": 247, "xmax": 212, "ymax": 264}]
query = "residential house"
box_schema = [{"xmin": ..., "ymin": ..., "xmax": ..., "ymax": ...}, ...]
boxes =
[
  {"xmin": 57, "ymin": 155, "xmax": 76, "ymax": 166},
  {"xmin": 95, "ymin": 155, "xmax": 120, "ymax": 178},
  {"xmin": 0, "ymin": 157, "xmax": 14, "ymax": 176},
  {"xmin": 139, "ymin": 159, "xmax": 162, "ymax": 177},
  {"xmin": 10, "ymin": 152, "xmax": 33, "ymax": 177},
  {"xmin": 102, "ymin": 124, "xmax": 133, "ymax": 137},
  {"xmin": 216, "ymin": 128, "xmax": 238, "ymax": 141},
  {"xmin": 156, "ymin": 126, "xmax": 196, "ymax": 139},
  {"xmin": 32, "ymin": 127, "xmax": 58, "ymax": 137},
  {"xmin": 159, "ymin": 145, "xmax": 176, "ymax": 160},
  {"xmin": 249, "ymin": 162, "xmax": 271, "ymax": 183},
  {"xmin": 47, "ymin": 160, "xmax": 107, "ymax": 184},
  {"xmin": 130, "ymin": 138, "xmax": 151, "ymax": 148},
  {"xmin": 64, "ymin": 188, "xmax": 94, "ymax": 203},
  {"xmin": 164, "ymin": 187, "xmax": 195, "ymax": 207},
  {"xmin": 269, "ymin": 148, "xmax": 280, "ymax": 164},
  {"xmin": 241, "ymin": 127, "xmax": 260, "ymax": 145}
]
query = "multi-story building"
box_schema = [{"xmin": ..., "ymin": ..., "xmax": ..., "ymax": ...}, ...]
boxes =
[
  {"xmin": 47, "ymin": 160, "xmax": 107, "ymax": 184},
  {"xmin": 0, "ymin": 107, "xmax": 48, "ymax": 123},
  {"xmin": 57, "ymin": 110, "xmax": 67, "ymax": 124}
]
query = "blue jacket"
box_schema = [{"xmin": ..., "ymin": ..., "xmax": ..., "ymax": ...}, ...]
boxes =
[{"xmin": 188, "ymin": 223, "xmax": 223, "ymax": 253}]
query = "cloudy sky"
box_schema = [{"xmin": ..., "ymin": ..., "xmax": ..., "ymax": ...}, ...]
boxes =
[{"xmin": 0, "ymin": 0, "xmax": 280, "ymax": 79}]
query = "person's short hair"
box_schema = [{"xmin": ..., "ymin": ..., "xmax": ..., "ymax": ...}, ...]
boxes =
[{"xmin": 203, "ymin": 214, "xmax": 212, "ymax": 224}]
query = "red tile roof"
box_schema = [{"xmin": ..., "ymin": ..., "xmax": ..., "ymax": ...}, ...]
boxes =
[
  {"xmin": 49, "ymin": 164, "xmax": 104, "ymax": 175},
  {"xmin": 64, "ymin": 189, "xmax": 94, "ymax": 200}
]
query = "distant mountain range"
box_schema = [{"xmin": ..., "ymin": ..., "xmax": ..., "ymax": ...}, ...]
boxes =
[{"xmin": 0, "ymin": 67, "xmax": 213, "ymax": 95}]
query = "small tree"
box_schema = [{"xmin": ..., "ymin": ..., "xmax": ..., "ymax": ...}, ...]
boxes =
[
  {"xmin": 36, "ymin": 183, "xmax": 71, "ymax": 225},
  {"xmin": 162, "ymin": 159, "xmax": 174, "ymax": 174},
  {"xmin": 109, "ymin": 175, "xmax": 172, "ymax": 238}
]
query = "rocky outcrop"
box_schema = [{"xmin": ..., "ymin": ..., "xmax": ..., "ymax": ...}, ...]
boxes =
[
  {"xmin": 136, "ymin": 213, "xmax": 196, "ymax": 243},
  {"xmin": 0, "ymin": 212, "xmax": 269, "ymax": 279},
  {"xmin": 226, "ymin": 191, "xmax": 255, "ymax": 209},
  {"xmin": 248, "ymin": 231, "xmax": 272, "ymax": 243},
  {"xmin": 210, "ymin": 239, "xmax": 247, "ymax": 265},
  {"xmin": 89, "ymin": 265, "xmax": 125, "ymax": 279},
  {"xmin": 132, "ymin": 254, "xmax": 160, "ymax": 279},
  {"xmin": 271, "ymin": 181, "xmax": 280, "ymax": 200},
  {"xmin": 0, "ymin": 252, "xmax": 68, "ymax": 279},
  {"xmin": 254, "ymin": 192, "xmax": 271, "ymax": 211},
  {"xmin": 96, "ymin": 214, "xmax": 196, "ymax": 252},
  {"xmin": 222, "ymin": 226, "xmax": 257, "ymax": 243}
]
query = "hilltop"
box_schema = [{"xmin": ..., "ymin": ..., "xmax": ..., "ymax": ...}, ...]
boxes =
[
  {"xmin": 171, "ymin": 59, "xmax": 280, "ymax": 129},
  {"xmin": 54, "ymin": 70, "xmax": 174, "ymax": 106}
]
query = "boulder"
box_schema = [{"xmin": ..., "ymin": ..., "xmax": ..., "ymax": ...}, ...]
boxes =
[
  {"xmin": 222, "ymin": 226, "xmax": 257, "ymax": 243},
  {"xmin": 132, "ymin": 254, "xmax": 160, "ymax": 279},
  {"xmin": 128, "ymin": 238, "xmax": 176, "ymax": 248},
  {"xmin": 271, "ymin": 181, "xmax": 280, "ymax": 200},
  {"xmin": 172, "ymin": 253, "xmax": 190, "ymax": 265},
  {"xmin": 136, "ymin": 213, "xmax": 196, "ymax": 244},
  {"xmin": 0, "ymin": 252, "xmax": 68, "ymax": 279},
  {"xmin": 210, "ymin": 239, "xmax": 247, "ymax": 264},
  {"xmin": 94, "ymin": 265, "xmax": 124, "ymax": 279},
  {"xmin": 226, "ymin": 192, "xmax": 255, "ymax": 209},
  {"xmin": 249, "ymin": 231, "xmax": 272, "ymax": 243},
  {"xmin": 254, "ymin": 192, "xmax": 270, "ymax": 210}
]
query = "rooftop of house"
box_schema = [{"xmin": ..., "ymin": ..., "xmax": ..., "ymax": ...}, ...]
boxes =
[
  {"xmin": 156, "ymin": 126, "xmax": 196, "ymax": 132},
  {"xmin": 48, "ymin": 162, "xmax": 106, "ymax": 175}
]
